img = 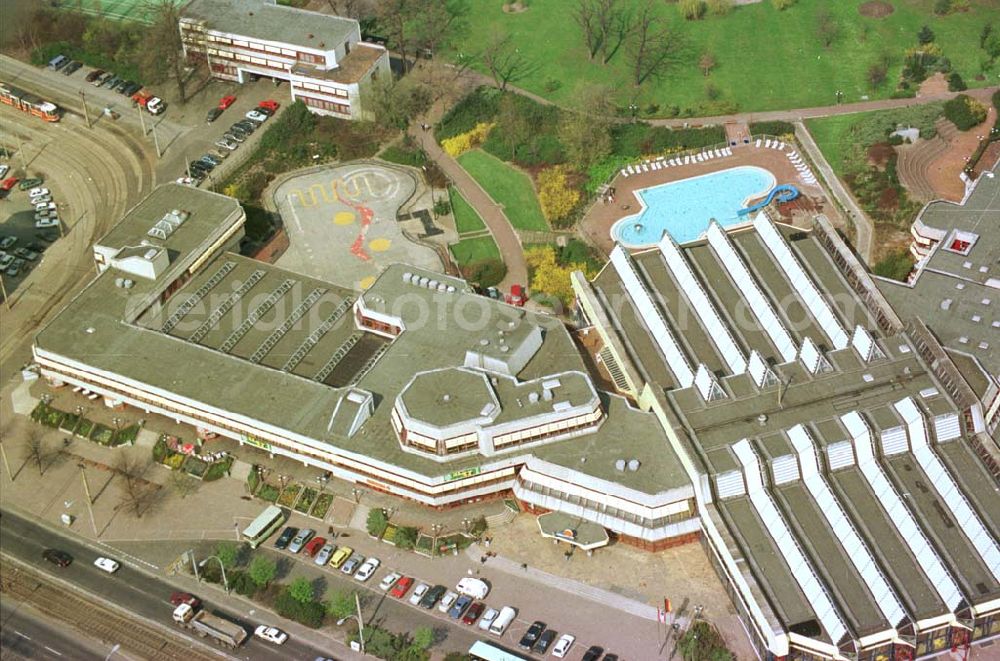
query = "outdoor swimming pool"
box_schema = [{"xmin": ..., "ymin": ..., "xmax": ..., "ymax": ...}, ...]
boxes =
[{"xmin": 612, "ymin": 166, "xmax": 775, "ymax": 247}]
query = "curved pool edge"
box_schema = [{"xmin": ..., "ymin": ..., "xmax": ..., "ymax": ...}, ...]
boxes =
[{"xmin": 610, "ymin": 165, "xmax": 777, "ymax": 249}]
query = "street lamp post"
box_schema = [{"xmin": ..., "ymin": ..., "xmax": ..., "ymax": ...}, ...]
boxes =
[
  {"xmin": 79, "ymin": 90, "xmax": 92, "ymax": 129},
  {"xmin": 79, "ymin": 462, "xmax": 97, "ymax": 535},
  {"xmin": 351, "ymin": 487, "xmax": 365, "ymax": 504},
  {"xmin": 628, "ymin": 103, "xmax": 638, "ymax": 122},
  {"xmin": 197, "ymin": 554, "xmax": 230, "ymax": 593}
]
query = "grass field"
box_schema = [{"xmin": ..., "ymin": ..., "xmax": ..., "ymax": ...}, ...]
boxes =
[
  {"xmin": 457, "ymin": 149, "xmax": 549, "ymax": 232},
  {"xmin": 449, "ymin": 186, "xmax": 487, "ymax": 233},
  {"xmin": 56, "ymin": 0, "xmax": 185, "ymax": 23},
  {"xmin": 806, "ymin": 113, "xmax": 874, "ymax": 176},
  {"xmin": 451, "ymin": 236, "xmax": 501, "ymax": 265},
  {"xmin": 449, "ymin": 0, "xmax": 996, "ymax": 114}
]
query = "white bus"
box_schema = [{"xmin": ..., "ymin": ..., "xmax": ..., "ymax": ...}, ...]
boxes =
[
  {"xmin": 468, "ymin": 640, "xmax": 530, "ymax": 661},
  {"xmin": 241, "ymin": 505, "xmax": 285, "ymax": 548}
]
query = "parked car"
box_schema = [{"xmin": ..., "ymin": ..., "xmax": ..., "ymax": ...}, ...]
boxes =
[
  {"xmin": 288, "ymin": 528, "xmax": 315, "ymax": 553},
  {"xmin": 551, "ymin": 634, "xmax": 576, "ymax": 658},
  {"xmin": 85, "ymin": 69, "xmax": 105, "ymax": 83},
  {"xmin": 462, "ymin": 601, "xmax": 485, "ymax": 625},
  {"xmin": 28, "ymin": 187, "xmax": 50, "ymax": 199},
  {"xmin": 35, "ymin": 201, "xmax": 56, "ymax": 212},
  {"xmin": 223, "ymin": 131, "xmax": 244, "ymax": 143},
  {"xmin": 408, "ymin": 582, "xmax": 429, "ymax": 606},
  {"xmin": 233, "ymin": 120, "xmax": 256, "ymax": 133},
  {"xmin": 533, "ymin": 628, "xmax": 557, "ymax": 654},
  {"xmin": 93, "ymin": 557, "xmax": 120, "ymax": 573},
  {"xmin": 20, "ymin": 178, "xmax": 43, "ymax": 190},
  {"xmin": 477, "ymin": 607, "xmax": 499, "ymax": 631},
  {"xmin": 101, "ymin": 75, "xmax": 120, "ymax": 89},
  {"xmin": 340, "ymin": 555, "xmax": 363, "ymax": 576},
  {"xmin": 0, "ymin": 164, "xmax": 8, "ymax": 179},
  {"xmin": 32, "ymin": 195, "xmax": 52, "ymax": 204},
  {"xmin": 93, "ymin": 72, "xmax": 112, "ymax": 87},
  {"xmin": 63, "ymin": 61, "xmax": 83, "ymax": 75},
  {"xmin": 302, "ymin": 536, "xmax": 326, "ymax": 558},
  {"xmin": 210, "ymin": 149, "xmax": 230, "ymax": 161},
  {"xmin": 488, "ymin": 606, "xmax": 517, "ymax": 636},
  {"xmin": 6, "ymin": 259, "xmax": 24, "ymax": 277},
  {"xmin": 42, "ymin": 549, "xmax": 72, "ymax": 567},
  {"xmin": 389, "ymin": 576, "xmax": 413, "ymax": 598},
  {"xmin": 2, "ymin": 177, "xmax": 20, "ymax": 191},
  {"xmin": 201, "ymin": 154, "xmax": 222, "ymax": 166},
  {"xmin": 124, "ymin": 82, "xmax": 144, "ymax": 97},
  {"xmin": 195, "ymin": 157, "xmax": 216, "ymax": 171},
  {"xmin": 328, "ymin": 545, "xmax": 353, "ymax": 569},
  {"xmin": 314, "ymin": 543, "xmax": 336, "ymax": 566},
  {"xmin": 354, "ymin": 557, "xmax": 380, "ymax": 582},
  {"xmin": 0, "ymin": 254, "xmax": 12, "ymax": 270},
  {"xmin": 218, "ymin": 95, "xmax": 237, "ymax": 110},
  {"xmin": 581, "ymin": 646, "xmax": 604, "ymax": 661},
  {"xmin": 378, "ymin": 571, "xmax": 401, "ymax": 591},
  {"xmin": 169, "ymin": 592, "xmax": 201, "ymax": 608},
  {"xmin": 35, "ymin": 218, "xmax": 60, "ymax": 229},
  {"xmin": 48, "ymin": 55, "xmax": 69, "ymax": 71},
  {"xmin": 215, "ymin": 138, "xmax": 238, "ymax": 152},
  {"xmin": 274, "ymin": 526, "xmax": 298, "ymax": 550},
  {"xmin": 258, "ymin": 99, "xmax": 280, "ymax": 113},
  {"xmin": 206, "ymin": 107, "xmax": 223, "ymax": 123},
  {"xmin": 176, "ymin": 176, "xmax": 195, "ymax": 186},
  {"xmin": 246, "ymin": 109, "xmax": 269, "ymax": 123},
  {"xmin": 418, "ymin": 585, "xmax": 447, "ymax": 610},
  {"xmin": 0, "ymin": 236, "xmax": 16, "ymax": 250},
  {"xmin": 456, "ymin": 577, "xmax": 490, "ymax": 599},
  {"xmin": 116, "ymin": 79, "xmax": 134, "ymax": 94},
  {"xmin": 518, "ymin": 621, "xmax": 546, "ymax": 650},
  {"xmin": 14, "ymin": 248, "xmax": 38, "ymax": 261},
  {"xmin": 254, "ymin": 625, "xmax": 287, "ymax": 645},
  {"xmin": 602, "ymin": 654, "xmax": 619, "ymax": 661},
  {"xmin": 448, "ymin": 595, "xmax": 472, "ymax": 619},
  {"xmin": 437, "ymin": 590, "xmax": 458, "ymax": 614}
]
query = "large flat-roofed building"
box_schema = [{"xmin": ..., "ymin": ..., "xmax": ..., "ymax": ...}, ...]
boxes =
[
  {"xmin": 33, "ymin": 184, "xmax": 698, "ymax": 549},
  {"xmin": 880, "ymin": 164, "xmax": 1000, "ymax": 437},
  {"xmin": 179, "ymin": 0, "xmax": 389, "ymax": 120},
  {"xmin": 572, "ymin": 213, "xmax": 1000, "ymax": 660}
]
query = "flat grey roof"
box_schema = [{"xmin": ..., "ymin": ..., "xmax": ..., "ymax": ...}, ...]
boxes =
[{"xmin": 182, "ymin": 0, "xmax": 357, "ymax": 51}]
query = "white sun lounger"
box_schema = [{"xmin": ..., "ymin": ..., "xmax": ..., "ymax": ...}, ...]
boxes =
[
  {"xmin": 724, "ymin": 148, "xmax": 732, "ymax": 156},
  {"xmin": 73, "ymin": 385, "xmax": 84, "ymax": 393},
  {"xmin": 642, "ymin": 163, "xmax": 649, "ymax": 172},
  {"xmin": 653, "ymin": 162, "xmax": 661, "ymax": 170},
  {"xmin": 764, "ymin": 139, "xmax": 772, "ymax": 148},
  {"xmin": 755, "ymin": 139, "xmax": 762, "ymax": 148},
  {"xmin": 620, "ymin": 170, "xmax": 629, "ymax": 178},
  {"xmin": 778, "ymin": 142, "xmax": 785, "ymax": 150},
  {"xmin": 87, "ymin": 393, "xmax": 100, "ymax": 401}
]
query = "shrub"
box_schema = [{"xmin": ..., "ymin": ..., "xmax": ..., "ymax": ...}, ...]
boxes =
[
  {"xmin": 202, "ymin": 456, "xmax": 232, "ymax": 482},
  {"xmin": 771, "ymin": 0, "xmax": 796, "ymax": 10},
  {"xmin": 274, "ymin": 588, "xmax": 325, "ymax": 628},
  {"xmin": 441, "ymin": 122, "xmax": 495, "ymax": 157},
  {"xmin": 933, "ymin": 0, "xmax": 951, "ymax": 16},
  {"xmin": 918, "ymin": 25, "xmax": 935, "ymax": 45},
  {"xmin": 433, "ymin": 198, "xmax": 452, "ymax": 217},
  {"xmin": 706, "ymin": 0, "xmax": 731, "ymax": 16},
  {"xmin": 435, "ymin": 87, "xmax": 502, "ymax": 141},
  {"xmin": 367, "ymin": 508, "xmax": 389, "ymax": 538},
  {"xmin": 230, "ymin": 570, "xmax": 258, "ymax": 597},
  {"xmin": 380, "ymin": 143, "xmax": 426, "ymax": 168},
  {"xmin": 944, "ymin": 94, "xmax": 988, "ymax": 131},
  {"xmin": 873, "ymin": 249, "xmax": 915, "ymax": 282},
  {"xmin": 248, "ymin": 554, "xmax": 277, "ymax": 588},
  {"xmin": 750, "ymin": 121, "xmax": 795, "ymax": 137},
  {"xmin": 678, "ymin": 621, "xmax": 733, "ymax": 661},
  {"xmin": 288, "ymin": 576, "xmax": 315, "ymax": 603},
  {"xmin": 395, "ymin": 526, "xmax": 419, "ymax": 550},
  {"xmin": 947, "ymin": 72, "xmax": 967, "ymax": 92},
  {"xmin": 537, "ymin": 165, "xmax": 581, "ymax": 224},
  {"xmin": 679, "ymin": 0, "xmax": 706, "ymax": 20},
  {"xmin": 461, "ymin": 259, "xmax": 507, "ymax": 288},
  {"xmin": 525, "ymin": 245, "xmax": 597, "ymax": 308}
]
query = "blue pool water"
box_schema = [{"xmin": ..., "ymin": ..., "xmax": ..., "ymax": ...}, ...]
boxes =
[{"xmin": 612, "ymin": 166, "xmax": 775, "ymax": 247}]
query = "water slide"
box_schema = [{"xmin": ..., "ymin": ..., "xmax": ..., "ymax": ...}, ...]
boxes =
[{"xmin": 738, "ymin": 184, "xmax": 799, "ymax": 216}]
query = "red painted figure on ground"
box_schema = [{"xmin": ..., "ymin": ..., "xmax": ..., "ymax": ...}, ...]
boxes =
[{"xmin": 334, "ymin": 181, "xmax": 376, "ymax": 261}]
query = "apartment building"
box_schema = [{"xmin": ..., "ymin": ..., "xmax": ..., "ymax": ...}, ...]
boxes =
[{"xmin": 179, "ymin": 0, "xmax": 389, "ymax": 120}]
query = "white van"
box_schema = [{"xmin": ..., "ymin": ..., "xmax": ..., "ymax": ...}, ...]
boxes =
[
  {"xmin": 456, "ymin": 577, "xmax": 489, "ymax": 600},
  {"xmin": 488, "ymin": 606, "xmax": 516, "ymax": 636}
]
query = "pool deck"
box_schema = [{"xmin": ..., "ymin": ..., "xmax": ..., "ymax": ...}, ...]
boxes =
[{"xmin": 581, "ymin": 144, "xmax": 832, "ymax": 255}]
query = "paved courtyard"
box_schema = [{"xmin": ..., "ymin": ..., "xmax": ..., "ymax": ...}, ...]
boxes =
[{"xmin": 272, "ymin": 163, "xmax": 443, "ymax": 290}]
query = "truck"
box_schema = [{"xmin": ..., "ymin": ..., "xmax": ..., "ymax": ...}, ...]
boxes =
[
  {"xmin": 131, "ymin": 89, "xmax": 165, "ymax": 115},
  {"xmin": 172, "ymin": 603, "xmax": 247, "ymax": 649}
]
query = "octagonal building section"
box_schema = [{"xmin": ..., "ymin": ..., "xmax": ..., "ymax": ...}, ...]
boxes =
[{"xmin": 393, "ymin": 367, "xmax": 603, "ymax": 460}]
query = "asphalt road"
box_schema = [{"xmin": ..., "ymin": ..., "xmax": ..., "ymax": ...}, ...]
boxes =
[
  {"xmin": 0, "ymin": 508, "xmax": 341, "ymax": 661},
  {"xmin": 0, "ymin": 598, "xmax": 107, "ymax": 660}
]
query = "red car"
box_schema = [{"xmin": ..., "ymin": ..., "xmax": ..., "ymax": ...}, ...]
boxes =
[
  {"xmin": 218, "ymin": 95, "xmax": 237, "ymax": 110},
  {"xmin": 389, "ymin": 576, "xmax": 414, "ymax": 599},
  {"xmin": 169, "ymin": 592, "xmax": 202, "ymax": 608},
  {"xmin": 258, "ymin": 99, "xmax": 280, "ymax": 113},
  {"xmin": 462, "ymin": 601, "xmax": 485, "ymax": 625},
  {"xmin": 506, "ymin": 284, "xmax": 526, "ymax": 307},
  {"xmin": 2, "ymin": 177, "xmax": 20, "ymax": 192},
  {"xmin": 303, "ymin": 536, "xmax": 326, "ymax": 558}
]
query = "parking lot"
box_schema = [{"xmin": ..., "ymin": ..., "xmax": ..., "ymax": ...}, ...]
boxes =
[
  {"xmin": 267, "ymin": 520, "xmax": 649, "ymax": 660},
  {"xmin": 0, "ymin": 183, "xmax": 60, "ymax": 287}
]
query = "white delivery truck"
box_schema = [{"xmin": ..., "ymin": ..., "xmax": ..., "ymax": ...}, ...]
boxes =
[
  {"xmin": 488, "ymin": 606, "xmax": 517, "ymax": 636},
  {"xmin": 456, "ymin": 577, "xmax": 490, "ymax": 599}
]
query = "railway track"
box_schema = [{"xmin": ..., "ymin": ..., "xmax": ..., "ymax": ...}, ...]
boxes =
[{"xmin": 1, "ymin": 559, "xmax": 221, "ymax": 661}]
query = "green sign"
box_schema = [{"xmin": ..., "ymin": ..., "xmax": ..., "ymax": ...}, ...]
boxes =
[
  {"xmin": 243, "ymin": 435, "xmax": 272, "ymax": 452},
  {"xmin": 445, "ymin": 467, "xmax": 481, "ymax": 482}
]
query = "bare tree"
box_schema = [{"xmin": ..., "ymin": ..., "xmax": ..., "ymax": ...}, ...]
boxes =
[
  {"xmin": 377, "ymin": 0, "xmax": 416, "ymax": 73},
  {"xmin": 575, "ymin": 0, "xmax": 601, "ymax": 60},
  {"xmin": 558, "ymin": 84, "xmax": 614, "ymax": 168},
  {"xmin": 626, "ymin": 1, "xmax": 677, "ymax": 87},
  {"xmin": 699, "ymin": 52, "xmax": 716, "ymax": 76},
  {"xmin": 116, "ymin": 453, "xmax": 160, "ymax": 518},
  {"xmin": 325, "ymin": 0, "xmax": 366, "ymax": 19},
  {"xmin": 21, "ymin": 429, "xmax": 50, "ymax": 477},
  {"xmin": 576, "ymin": 0, "xmax": 632, "ymax": 64},
  {"xmin": 169, "ymin": 470, "xmax": 200, "ymax": 499},
  {"xmin": 497, "ymin": 93, "xmax": 532, "ymax": 158},
  {"xmin": 481, "ymin": 34, "xmax": 534, "ymax": 92},
  {"xmin": 147, "ymin": 0, "xmax": 190, "ymax": 104},
  {"xmin": 412, "ymin": 0, "xmax": 464, "ymax": 61}
]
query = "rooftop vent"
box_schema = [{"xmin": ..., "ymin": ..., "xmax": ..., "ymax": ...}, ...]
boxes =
[
  {"xmin": 479, "ymin": 339, "xmax": 489, "ymax": 346},
  {"xmin": 442, "ymin": 394, "xmax": 451, "ymax": 402},
  {"xmin": 428, "ymin": 280, "xmax": 438, "ymax": 289},
  {"xmin": 757, "ymin": 413, "xmax": 768, "ymax": 426},
  {"xmin": 123, "ymin": 279, "xmax": 134, "ymax": 288},
  {"xmin": 115, "ymin": 278, "xmax": 124, "ymax": 288},
  {"xmin": 418, "ymin": 276, "xmax": 429, "ymax": 287},
  {"xmin": 627, "ymin": 459, "xmax": 640, "ymax": 472},
  {"xmin": 615, "ymin": 459, "xmax": 626, "ymax": 472},
  {"xmin": 499, "ymin": 345, "xmax": 509, "ymax": 353},
  {"xmin": 528, "ymin": 392, "xmax": 539, "ymax": 404},
  {"xmin": 402, "ymin": 272, "xmax": 412, "ymax": 283},
  {"xmin": 940, "ymin": 299, "xmax": 952, "ymax": 311},
  {"xmin": 542, "ymin": 388, "xmax": 553, "ymax": 401},
  {"xmin": 437, "ymin": 283, "xmax": 447, "ymax": 292},
  {"xmin": 447, "ymin": 285, "xmax": 456, "ymax": 293},
  {"xmin": 143, "ymin": 248, "xmax": 158, "ymax": 260}
]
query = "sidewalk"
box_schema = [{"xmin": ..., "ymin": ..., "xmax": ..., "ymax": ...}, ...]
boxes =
[{"xmin": 409, "ymin": 102, "xmax": 528, "ymax": 291}]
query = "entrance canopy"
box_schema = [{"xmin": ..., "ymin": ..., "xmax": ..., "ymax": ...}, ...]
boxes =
[{"xmin": 536, "ymin": 512, "xmax": 609, "ymax": 551}]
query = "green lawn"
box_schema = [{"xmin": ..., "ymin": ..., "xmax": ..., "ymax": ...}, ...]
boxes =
[
  {"xmin": 806, "ymin": 113, "xmax": 871, "ymax": 176},
  {"xmin": 450, "ymin": 236, "xmax": 501, "ymax": 265},
  {"xmin": 449, "ymin": 186, "xmax": 486, "ymax": 233},
  {"xmin": 449, "ymin": 0, "xmax": 996, "ymax": 114},
  {"xmin": 457, "ymin": 149, "xmax": 549, "ymax": 232}
]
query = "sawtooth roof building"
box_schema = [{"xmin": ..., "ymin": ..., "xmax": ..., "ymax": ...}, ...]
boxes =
[
  {"xmin": 572, "ymin": 212, "xmax": 1000, "ymax": 660},
  {"xmin": 31, "ymin": 184, "xmax": 1000, "ymax": 661}
]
